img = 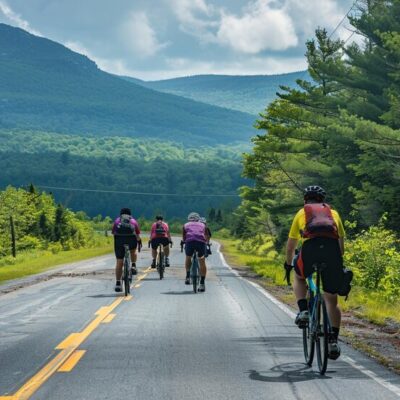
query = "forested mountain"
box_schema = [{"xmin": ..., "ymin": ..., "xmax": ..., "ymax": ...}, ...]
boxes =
[
  {"xmin": 0, "ymin": 130, "xmax": 246, "ymax": 217},
  {"xmin": 0, "ymin": 24, "xmax": 254, "ymax": 144},
  {"xmin": 122, "ymin": 72, "xmax": 305, "ymax": 115}
]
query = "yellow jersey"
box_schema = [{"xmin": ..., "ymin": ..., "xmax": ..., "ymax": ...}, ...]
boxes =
[{"xmin": 288, "ymin": 206, "xmax": 345, "ymax": 242}]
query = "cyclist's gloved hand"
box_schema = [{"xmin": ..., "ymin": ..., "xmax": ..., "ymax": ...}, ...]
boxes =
[
  {"xmin": 169, "ymin": 240, "xmax": 173, "ymax": 247},
  {"xmin": 283, "ymin": 262, "xmax": 293, "ymax": 286}
]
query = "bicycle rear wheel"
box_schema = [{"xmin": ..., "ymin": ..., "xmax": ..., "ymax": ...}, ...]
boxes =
[
  {"xmin": 316, "ymin": 298, "xmax": 329, "ymax": 374},
  {"xmin": 123, "ymin": 259, "xmax": 130, "ymax": 296},
  {"xmin": 158, "ymin": 252, "xmax": 164, "ymax": 280},
  {"xmin": 303, "ymin": 294, "xmax": 315, "ymax": 365}
]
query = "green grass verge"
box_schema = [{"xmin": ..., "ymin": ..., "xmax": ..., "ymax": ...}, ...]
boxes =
[
  {"xmin": 219, "ymin": 238, "xmax": 400, "ymax": 325},
  {"xmin": 0, "ymin": 238, "xmax": 113, "ymax": 284},
  {"xmin": 218, "ymin": 238, "xmax": 286, "ymax": 286}
]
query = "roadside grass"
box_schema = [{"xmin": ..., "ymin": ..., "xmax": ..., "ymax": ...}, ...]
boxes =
[
  {"xmin": 219, "ymin": 238, "xmax": 400, "ymax": 325},
  {"xmin": 0, "ymin": 237, "xmax": 113, "ymax": 284},
  {"xmin": 339, "ymin": 287, "xmax": 400, "ymax": 325},
  {"xmin": 218, "ymin": 238, "xmax": 286, "ymax": 286}
]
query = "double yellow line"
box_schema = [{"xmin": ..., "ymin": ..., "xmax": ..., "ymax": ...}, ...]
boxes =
[{"xmin": 0, "ymin": 267, "xmax": 152, "ymax": 400}]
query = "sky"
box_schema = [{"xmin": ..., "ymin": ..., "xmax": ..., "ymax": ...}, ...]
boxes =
[{"xmin": 0, "ymin": 0, "xmax": 356, "ymax": 80}]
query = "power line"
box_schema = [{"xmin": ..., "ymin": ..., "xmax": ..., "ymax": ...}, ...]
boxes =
[
  {"xmin": 36, "ymin": 185, "xmax": 240, "ymax": 198},
  {"xmin": 329, "ymin": 0, "xmax": 359, "ymax": 39},
  {"xmin": 298, "ymin": 0, "xmax": 359, "ymax": 82}
]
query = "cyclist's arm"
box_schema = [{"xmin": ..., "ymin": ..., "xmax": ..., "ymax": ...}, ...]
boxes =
[
  {"xmin": 285, "ymin": 238, "xmax": 298, "ymax": 265},
  {"xmin": 134, "ymin": 224, "xmax": 141, "ymax": 241},
  {"xmin": 339, "ymin": 237, "xmax": 344, "ymax": 255},
  {"xmin": 182, "ymin": 226, "xmax": 186, "ymax": 242},
  {"xmin": 111, "ymin": 221, "xmax": 117, "ymax": 235}
]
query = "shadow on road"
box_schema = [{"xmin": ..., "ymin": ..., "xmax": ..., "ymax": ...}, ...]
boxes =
[
  {"xmin": 161, "ymin": 291, "xmax": 195, "ymax": 295},
  {"xmin": 247, "ymin": 363, "xmax": 332, "ymax": 383},
  {"xmin": 87, "ymin": 294, "xmax": 121, "ymax": 298}
]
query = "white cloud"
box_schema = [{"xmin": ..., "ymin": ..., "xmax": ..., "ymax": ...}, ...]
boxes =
[
  {"xmin": 287, "ymin": 0, "xmax": 346, "ymax": 38},
  {"xmin": 120, "ymin": 11, "xmax": 168, "ymax": 57},
  {"xmin": 217, "ymin": 1, "xmax": 298, "ymax": 53},
  {"xmin": 168, "ymin": 0, "xmax": 219, "ymax": 40},
  {"xmin": 0, "ymin": 0, "xmax": 41, "ymax": 36}
]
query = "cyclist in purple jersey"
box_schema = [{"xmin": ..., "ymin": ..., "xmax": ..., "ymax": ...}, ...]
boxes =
[{"xmin": 182, "ymin": 212, "xmax": 210, "ymax": 292}]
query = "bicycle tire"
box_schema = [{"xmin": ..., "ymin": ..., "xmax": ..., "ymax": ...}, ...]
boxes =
[
  {"xmin": 159, "ymin": 252, "xmax": 164, "ymax": 280},
  {"xmin": 192, "ymin": 258, "xmax": 198, "ymax": 293},
  {"xmin": 303, "ymin": 293, "xmax": 315, "ymax": 365},
  {"xmin": 316, "ymin": 298, "xmax": 329, "ymax": 374},
  {"xmin": 123, "ymin": 259, "xmax": 130, "ymax": 296}
]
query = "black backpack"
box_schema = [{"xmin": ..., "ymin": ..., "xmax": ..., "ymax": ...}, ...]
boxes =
[
  {"xmin": 115, "ymin": 214, "xmax": 135, "ymax": 235},
  {"xmin": 155, "ymin": 222, "xmax": 166, "ymax": 235}
]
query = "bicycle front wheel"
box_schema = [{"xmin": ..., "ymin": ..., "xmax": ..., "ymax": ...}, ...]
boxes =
[
  {"xmin": 316, "ymin": 298, "xmax": 329, "ymax": 374},
  {"xmin": 303, "ymin": 294, "xmax": 315, "ymax": 365}
]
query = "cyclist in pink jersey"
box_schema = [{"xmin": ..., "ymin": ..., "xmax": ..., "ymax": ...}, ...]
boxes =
[
  {"xmin": 150, "ymin": 215, "xmax": 172, "ymax": 268},
  {"xmin": 182, "ymin": 212, "xmax": 210, "ymax": 292}
]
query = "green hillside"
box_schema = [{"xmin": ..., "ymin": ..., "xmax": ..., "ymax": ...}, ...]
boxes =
[
  {"xmin": 0, "ymin": 24, "xmax": 255, "ymax": 145},
  {"xmin": 123, "ymin": 72, "xmax": 306, "ymax": 115},
  {"xmin": 0, "ymin": 130, "xmax": 248, "ymax": 217}
]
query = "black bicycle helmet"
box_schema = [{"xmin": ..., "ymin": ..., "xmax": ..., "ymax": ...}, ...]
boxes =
[
  {"xmin": 303, "ymin": 185, "xmax": 326, "ymax": 201},
  {"xmin": 120, "ymin": 207, "xmax": 132, "ymax": 215},
  {"xmin": 155, "ymin": 215, "xmax": 163, "ymax": 221}
]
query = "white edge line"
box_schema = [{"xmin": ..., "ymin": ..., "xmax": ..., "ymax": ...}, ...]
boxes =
[{"xmin": 215, "ymin": 241, "xmax": 400, "ymax": 398}]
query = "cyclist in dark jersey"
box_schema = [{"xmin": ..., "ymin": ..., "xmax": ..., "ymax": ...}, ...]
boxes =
[{"xmin": 112, "ymin": 208, "xmax": 141, "ymax": 292}]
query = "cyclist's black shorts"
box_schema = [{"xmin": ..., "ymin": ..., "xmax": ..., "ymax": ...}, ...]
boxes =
[
  {"xmin": 151, "ymin": 237, "xmax": 170, "ymax": 249},
  {"xmin": 114, "ymin": 235, "xmax": 137, "ymax": 259},
  {"xmin": 185, "ymin": 240, "xmax": 206, "ymax": 258},
  {"xmin": 294, "ymin": 237, "xmax": 343, "ymax": 294}
]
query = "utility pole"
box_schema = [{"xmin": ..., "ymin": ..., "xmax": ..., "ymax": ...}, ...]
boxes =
[{"xmin": 10, "ymin": 215, "xmax": 16, "ymax": 257}]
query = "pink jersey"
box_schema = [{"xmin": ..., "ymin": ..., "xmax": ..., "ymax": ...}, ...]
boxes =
[
  {"xmin": 150, "ymin": 221, "xmax": 170, "ymax": 240},
  {"xmin": 183, "ymin": 221, "xmax": 206, "ymax": 243}
]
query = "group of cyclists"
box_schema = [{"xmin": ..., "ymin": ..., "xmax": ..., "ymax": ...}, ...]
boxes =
[
  {"xmin": 112, "ymin": 185, "xmax": 347, "ymax": 361},
  {"xmin": 111, "ymin": 210, "xmax": 211, "ymax": 293}
]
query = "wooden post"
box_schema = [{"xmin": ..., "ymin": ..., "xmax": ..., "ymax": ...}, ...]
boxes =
[{"xmin": 10, "ymin": 215, "xmax": 16, "ymax": 257}]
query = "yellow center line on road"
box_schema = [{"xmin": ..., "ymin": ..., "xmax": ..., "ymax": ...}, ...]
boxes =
[
  {"xmin": 1, "ymin": 267, "xmax": 152, "ymax": 400},
  {"xmin": 58, "ymin": 350, "xmax": 86, "ymax": 372}
]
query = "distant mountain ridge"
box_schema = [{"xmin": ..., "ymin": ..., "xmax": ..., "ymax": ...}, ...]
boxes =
[
  {"xmin": 123, "ymin": 72, "xmax": 306, "ymax": 115},
  {"xmin": 0, "ymin": 23, "xmax": 255, "ymax": 144}
]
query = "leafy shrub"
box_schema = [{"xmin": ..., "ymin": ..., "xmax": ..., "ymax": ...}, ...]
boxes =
[{"xmin": 344, "ymin": 218, "xmax": 400, "ymax": 301}]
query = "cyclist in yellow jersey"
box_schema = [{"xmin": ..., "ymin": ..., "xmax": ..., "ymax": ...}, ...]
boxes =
[{"xmin": 285, "ymin": 185, "xmax": 345, "ymax": 360}]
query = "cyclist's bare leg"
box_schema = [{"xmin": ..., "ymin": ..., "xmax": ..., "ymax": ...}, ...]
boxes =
[
  {"xmin": 164, "ymin": 245, "xmax": 170, "ymax": 257},
  {"xmin": 198, "ymin": 256, "xmax": 207, "ymax": 277},
  {"xmin": 293, "ymin": 273, "xmax": 307, "ymax": 299},
  {"xmin": 152, "ymin": 248, "xmax": 157, "ymax": 260},
  {"xmin": 324, "ymin": 292, "xmax": 341, "ymax": 328},
  {"xmin": 115, "ymin": 259, "xmax": 123, "ymax": 281},
  {"xmin": 185, "ymin": 256, "xmax": 191, "ymax": 272},
  {"xmin": 130, "ymin": 249, "xmax": 137, "ymax": 264}
]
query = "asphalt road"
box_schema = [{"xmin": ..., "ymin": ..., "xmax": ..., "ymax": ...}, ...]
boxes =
[{"xmin": 0, "ymin": 240, "xmax": 400, "ymax": 400}]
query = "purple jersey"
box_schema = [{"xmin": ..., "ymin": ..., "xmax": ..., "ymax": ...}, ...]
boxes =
[
  {"xmin": 183, "ymin": 221, "xmax": 206, "ymax": 243},
  {"xmin": 112, "ymin": 216, "xmax": 140, "ymax": 236}
]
